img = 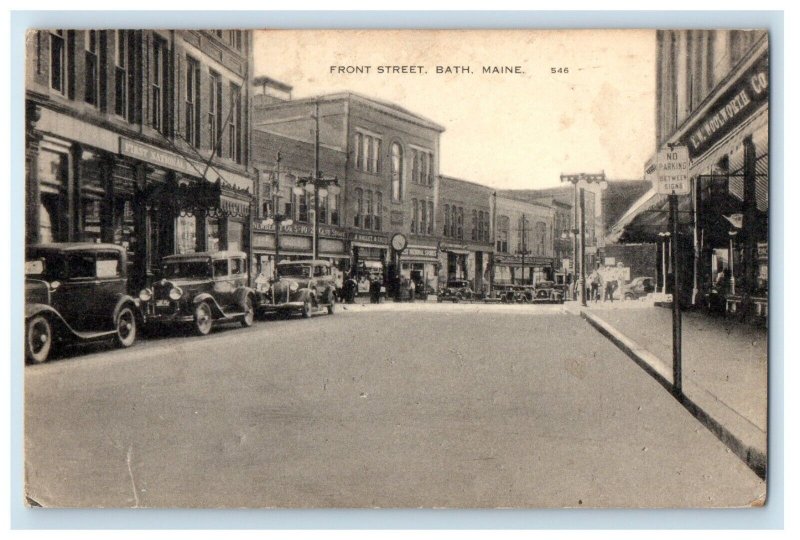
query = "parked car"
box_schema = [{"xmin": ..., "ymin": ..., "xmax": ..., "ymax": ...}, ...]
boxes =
[
  {"xmin": 620, "ymin": 276, "xmax": 656, "ymax": 300},
  {"xmin": 138, "ymin": 251, "xmax": 256, "ymax": 335},
  {"xmin": 25, "ymin": 243, "xmax": 140, "ymax": 364},
  {"xmin": 437, "ymin": 279, "xmax": 475, "ymax": 302},
  {"xmin": 531, "ymin": 280, "xmax": 565, "ymax": 304},
  {"xmin": 255, "ymin": 259, "xmax": 337, "ymax": 318}
]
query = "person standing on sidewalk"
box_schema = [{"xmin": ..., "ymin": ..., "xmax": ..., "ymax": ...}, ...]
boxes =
[
  {"xmin": 604, "ymin": 275, "xmax": 617, "ymax": 302},
  {"xmin": 409, "ymin": 278, "xmax": 416, "ymax": 302},
  {"xmin": 590, "ymin": 269, "xmax": 602, "ymax": 303}
]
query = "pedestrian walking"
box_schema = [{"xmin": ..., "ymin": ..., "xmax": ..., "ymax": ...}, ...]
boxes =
[
  {"xmin": 604, "ymin": 276, "xmax": 617, "ymax": 302},
  {"xmin": 409, "ymin": 278, "xmax": 416, "ymax": 302},
  {"xmin": 590, "ymin": 270, "xmax": 602, "ymax": 303}
]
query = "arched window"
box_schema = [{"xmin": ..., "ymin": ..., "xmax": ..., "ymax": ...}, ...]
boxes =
[{"xmin": 391, "ymin": 142, "xmax": 403, "ymax": 201}]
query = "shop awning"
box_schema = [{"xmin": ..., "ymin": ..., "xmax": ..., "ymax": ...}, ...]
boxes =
[{"xmin": 607, "ymin": 189, "xmax": 693, "ymax": 244}]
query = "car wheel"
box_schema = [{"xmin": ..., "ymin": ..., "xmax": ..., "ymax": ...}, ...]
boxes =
[
  {"xmin": 625, "ymin": 293, "xmax": 634, "ymax": 301},
  {"xmin": 327, "ymin": 296, "xmax": 336, "ymax": 315},
  {"xmin": 26, "ymin": 315, "xmax": 53, "ymax": 364},
  {"xmin": 241, "ymin": 295, "xmax": 254, "ymax": 328},
  {"xmin": 114, "ymin": 306, "xmax": 137, "ymax": 349},
  {"xmin": 302, "ymin": 298, "xmax": 312, "ymax": 319},
  {"xmin": 193, "ymin": 301, "xmax": 213, "ymax": 335}
]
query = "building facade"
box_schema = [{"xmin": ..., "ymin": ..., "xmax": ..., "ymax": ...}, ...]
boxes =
[
  {"xmin": 610, "ymin": 30, "xmax": 768, "ymax": 316},
  {"xmin": 437, "ymin": 175, "xmax": 494, "ymax": 293},
  {"xmin": 492, "ymin": 195, "xmax": 555, "ymax": 286},
  {"xmin": 252, "ymin": 91, "xmax": 444, "ymax": 293},
  {"xmin": 25, "ymin": 29, "xmax": 255, "ymax": 290}
]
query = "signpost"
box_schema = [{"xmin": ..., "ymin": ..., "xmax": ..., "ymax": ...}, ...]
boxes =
[{"xmin": 656, "ymin": 145, "xmax": 691, "ymax": 396}]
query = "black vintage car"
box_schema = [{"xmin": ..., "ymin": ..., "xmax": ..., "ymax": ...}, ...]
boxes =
[
  {"xmin": 25, "ymin": 243, "xmax": 140, "ymax": 364},
  {"xmin": 138, "ymin": 251, "xmax": 256, "ymax": 335},
  {"xmin": 531, "ymin": 280, "xmax": 565, "ymax": 304},
  {"xmin": 255, "ymin": 260, "xmax": 337, "ymax": 318},
  {"xmin": 436, "ymin": 279, "xmax": 475, "ymax": 302}
]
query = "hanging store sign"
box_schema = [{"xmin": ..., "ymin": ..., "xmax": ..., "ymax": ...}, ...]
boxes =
[
  {"xmin": 679, "ymin": 52, "xmax": 769, "ymax": 159},
  {"xmin": 656, "ymin": 146, "xmax": 691, "ymax": 195},
  {"xmin": 120, "ymin": 137, "xmax": 198, "ymax": 177}
]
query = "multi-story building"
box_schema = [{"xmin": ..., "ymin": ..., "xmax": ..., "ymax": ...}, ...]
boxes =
[
  {"xmin": 252, "ymin": 90, "xmax": 444, "ymax": 291},
  {"xmin": 609, "ymin": 30, "xmax": 768, "ymax": 316},
  {"xmin": 437, "ymin": 175, "xmax": 494, "ymax": 292},
  {"xmin": 492, "ymin": 195, "xmax": 555, "ymax": 286},
  {"xmin": 25, "ymin": 29, "xmax": 255, "ymax": 290}
]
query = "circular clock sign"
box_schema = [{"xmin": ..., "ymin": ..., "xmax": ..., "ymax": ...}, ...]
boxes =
[{"xmin": 391, "ymin": 233, "xmax": 407, "ymax": 252}]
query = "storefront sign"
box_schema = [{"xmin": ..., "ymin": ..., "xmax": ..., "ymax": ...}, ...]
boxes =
[
  {"xmin": 350, "ymin": 232, "xmax": 388, "ymax": 244},
  {"xmin": 403, "ymin": 246, "xmax": 438, "ymax": 259},
  {"xmin": 680, "ymin": 53, "xmax": 769, "ymax": 158},
  {"xmin": 252, "ymin": 221, "xmax": 346, "ymax": 239},
  {"xmin": 656, "ymin": 146, "xmax": 691, "ymax": 195},
  {"xmin": 120, "ymin": 138, "xmax": 198, "ymax": 177}
]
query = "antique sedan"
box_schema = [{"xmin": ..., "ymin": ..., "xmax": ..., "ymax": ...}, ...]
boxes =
[
  {"xmin": 139, "ymin": 251, "xmax": 256, "ymax": 335},
  {"xmin": 436, "ymin": 279, "xmax": 475, "ymax": 302},
  {"xmin": 531, "ymin": 280, "xmax": 565, "ymax": 304},
  {"xmin": 255, "ymin": 260, "xmax": 337, "ymax": 318},
  {"xmin": 25, "ymin": 243, "xmax": 140, "ymax": 364},
  {"xmin": 620, "ymin": 276, "xmax": 656, "ymax": 300}
]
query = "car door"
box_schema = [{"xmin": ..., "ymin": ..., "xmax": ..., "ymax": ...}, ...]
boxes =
[
  {"xmin": 53, "ymin": 251, "xmax": 99, "ymax": 331},
  {"xmin": 212, "ymin": 258, "xmax": 234, "ymax": 310},
  {"xmin": 229, "ymin": 256, "xmax": 248, "ymax": 308},
  {"xmin": 92, "ymin": 249, "xmax": 126, "ymax": 330}
]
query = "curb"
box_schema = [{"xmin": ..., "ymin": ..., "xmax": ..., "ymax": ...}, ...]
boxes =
[{"xmin": 580, "ymin": 309, "xmax": 767, "ymax": 481}]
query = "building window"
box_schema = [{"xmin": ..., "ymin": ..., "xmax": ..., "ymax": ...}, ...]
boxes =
[
  {"xmin": 185, "ymin": 56, "xmax": 200, "ymax": 147},
  {"xmin": 208, "ymin": 71, "xmax": 222, "ymax": 155},
  {"xmin": 535, "ymin": 222, "xmax": 547, "ymax": 256},
  {"xmin": 364, "ymin": 136, "xmax": 373, "ymax": 173},
  {"xmin": 233, "ymin": 30, "xmax": 243, "ymax": 51},
  {"xmin": 318, "ymin": 192, "xmax": 328, "ymax": 224},
  {"xmin": 114, "ymin": 31, "xmax": 131, "ymax": 119},
  {"xmin": 391, "ymin": 142, "xmax": 403, "ymax": 201},
  {"xmin": 330, "ymin": 193, "xmax": 340, "ymax": 226},
  {"xmin": 354, "ymin": 188, "xmax": 363, "ymax": 228},
  {"xmin": 421, "ymin": 200, "xmax": 429, "ymax": 236},
  {"xmin": 457, "ymin": 207, "xmax": 464, "ymax": 240},
  {"xmin": 84, "ymin": 30, "xmax": 99, "ymax": 106},
  {"xmin": 50, "ymin": 30, "xmax": 67, "ymax": 95},
  {"xmin": 471, "ymin": 209, "xmax": 478, "ymax": 241},
  {"xmin": 373, "ymin": 138, "xmax": 381, "ymax": 173},
  {"xmin": 412, "ymin": 150, "xmax": 419, "ymax": 184},
  {"xmin": 228, "ymin": 82, "xmax": 241, "ymax": 163},
  {"xmin": 152, "ymin": 37, "xmax": 169, "ymax": 133},
  {"xmin": 355, "ymin": 133, "xmax": 363, "ymax": 170},
  {"xmin": 297, "ymin": 192, "xmax": 308, "ymax": 223},
  {"xmin": 375, "ymin": 191, "xmax": 383, "ymax": 231},
  {"xmin": 364, "ymin": 190, "xmax": 373, "ymax": 229},
  {"xmin": 497, "ymin": 215, "xmax": 509, "ymax": 253},
  {"xmin": 444, "ymin": 204, "xmax": 450, "ymax": 237},
  {"xmin": 411, "ymin": 199, "xmax": 418, "ymax": 233},
  {"xmin": 483, "ymin": 211, "xmax": 490, "ymax": 242}
]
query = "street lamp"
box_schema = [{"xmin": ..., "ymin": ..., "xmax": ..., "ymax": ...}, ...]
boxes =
[
  {"xmin": 560, "ymin": 171, "xmax": 607, "ymax": 307},
  {"xmin": 263, "ymin": 153, "xmax": 294, "ymax": 279},
  {"xmin": 728, "ymin": 230, "xmax": 738, "ymax": 295},
  {"xmin": 293, "ymin": 173, "xmax": 341, "ymax": 260}
]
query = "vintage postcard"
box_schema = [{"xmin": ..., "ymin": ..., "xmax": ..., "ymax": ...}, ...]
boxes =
[{"xmin": 22, "ymin": 28, "xmax": 768, "ymax": 508}]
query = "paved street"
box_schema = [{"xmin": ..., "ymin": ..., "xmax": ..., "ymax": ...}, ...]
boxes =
[{"xmin": 24, "ymin": 303, "xmax": 765, "ymax": 508}]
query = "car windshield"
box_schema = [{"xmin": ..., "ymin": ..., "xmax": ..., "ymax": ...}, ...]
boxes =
[
  {"xmin": 25, "ymin": 250, "xmax": 66, "ymax": 281},
  {"xmin": 162, "ymin": 260, "xmax": 212, "ymax": 279},
  {"xmin": 278, "ymin": 265, "xmax": 311, "ymax": 278}
]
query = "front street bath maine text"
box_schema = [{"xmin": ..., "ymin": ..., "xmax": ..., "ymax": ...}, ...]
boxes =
[{"xmin": 330, "ymin": 65, "xmax": 525, "ymax": 75}]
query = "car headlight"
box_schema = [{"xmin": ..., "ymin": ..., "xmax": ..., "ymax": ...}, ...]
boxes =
[
  {"xmin": 168, "ymin": 287, "xmax": 183, "ymax": 300},
  {"xmin": 139, "ymin": 288, "xmax": 153, "ymax": 301},
  {"xmin": 289, "ymin": 281, "xmax": 299, "ymax": 292}
]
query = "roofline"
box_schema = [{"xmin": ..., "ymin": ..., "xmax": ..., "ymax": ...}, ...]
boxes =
[
  {"xmin": 438, "ymin": 174, "xmax": 496, "ymax": 192},
  {"xmin": 255, "ymin": 92, "xmax": 446, "ymax": 132}
]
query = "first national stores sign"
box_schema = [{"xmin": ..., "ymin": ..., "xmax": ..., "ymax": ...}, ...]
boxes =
[{"xmin": 681, "ymin": 52, "xmax": 769, "ymax": 158}]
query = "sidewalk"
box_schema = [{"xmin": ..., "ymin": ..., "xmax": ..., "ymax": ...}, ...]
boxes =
[{"xmin": 577, "ymin": 300, "xmax": 767, "ymax": 477}]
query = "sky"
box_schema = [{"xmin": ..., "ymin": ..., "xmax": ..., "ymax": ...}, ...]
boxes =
[{"xmin": 253, "ymin": 29, "xmax": 656, "ymax": 190}]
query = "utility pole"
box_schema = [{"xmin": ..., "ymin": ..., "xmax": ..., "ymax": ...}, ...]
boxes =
[
  {"xmin": 579, "ymin": 187, "xmax": 587, "ymax": 307},
  {"xmin": 490, "ymin": 191, "xmax": 497, "ymax": 297},
  {"xmin": 669, "ymin": 193, "xmax": 682, "ymax": 396},
  {"xmin": 521, "ymin": 214, "xmax": 526, "ymax": 284}
]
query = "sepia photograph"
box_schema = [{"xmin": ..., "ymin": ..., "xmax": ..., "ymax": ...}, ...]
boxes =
[{"xmin": 20, "ymin": 25, "xmax": 770, "ymax": 509}]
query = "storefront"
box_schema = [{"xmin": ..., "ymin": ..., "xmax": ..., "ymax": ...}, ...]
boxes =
[
  {"xmin": 400, "ymin": 245, "xmax": 440, "ymax": 293},
  {"xmin": 492, "ymin": 254, "xmax": 555, "ymax": 286},
  {"xmin": 350, "ymin": 232, "xmax": 389, "ymax": 288},
  {"xmin": 252, "ymin": 222, "xmax": 348, "ymax": 281},
  {"xmin": 26, "ymin": 119, "xmax": 254, "ymax": 291}
]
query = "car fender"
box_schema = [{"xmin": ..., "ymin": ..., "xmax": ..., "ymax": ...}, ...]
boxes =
[
  {"xmin": 112, "ymin": 294, "xmax": 141, "ymax": 325},
  {"xmin": 192, "ymin": 293, "xmax": 227, "ymax": 319},
  {"xmin": 233, "ymin": 286, "xmax": 256, "ymax": 310},
  {"xmin": 25, "ymin": 303, "xmax": 108, "ymax": 341},
  {"xmin": 296, "ymin": 288, "xmax": 315, "ymax": 304}
]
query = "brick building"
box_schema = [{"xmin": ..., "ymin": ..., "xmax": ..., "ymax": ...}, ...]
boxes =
[
  {"xmin": 25, "ymin": 29, "xmax": 255, "ymax": 290},
  {"xmin": 437, "ymin": 175, "xmax": 494, "ymax": 292},
  {"xmin": 252, "ymin": 90, "xmax": 444, "ymax": 292}
]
